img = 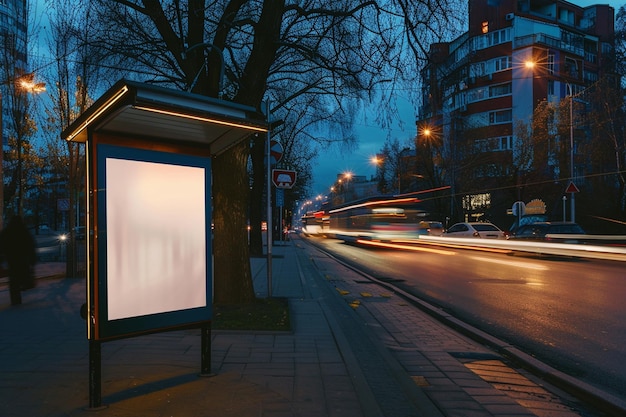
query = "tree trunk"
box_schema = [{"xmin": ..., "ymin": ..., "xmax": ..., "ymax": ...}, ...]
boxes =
[{"xmin": 212, "ymin": 139, "xmax": 255, "ymax": 304}]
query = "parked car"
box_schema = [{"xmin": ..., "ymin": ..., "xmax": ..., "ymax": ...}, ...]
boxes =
[
  {"xmin": 30, "ymin": 225, "xmax": 67, "ymax": 244},
  {"xmin": 29, "ymin": 226, "xmax": 67, "ymax": 261},
  {"xmin": 442, "ymin": 222, "xmax": 505, "ymax": 239},
  {"xmin": 416, "ymin": 221, "xmax": 444, "ymax": 236},
  {"xmin": 507, "ymin": 221, "xmax": 586, "ymax": 243},
  {"xmin": 508, "ymin": 214, "xmax": 548, "ymax": 235}
]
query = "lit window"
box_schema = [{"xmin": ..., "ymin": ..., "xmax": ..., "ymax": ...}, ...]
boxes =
[{"xmin": 482, "ymin": 21, "xmax": 489, "ymax": 33}]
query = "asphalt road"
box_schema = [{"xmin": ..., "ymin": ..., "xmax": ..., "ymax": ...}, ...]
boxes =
[{"xmin": 308, "ymin": 236, "xmax": 626, "ymax": 402}]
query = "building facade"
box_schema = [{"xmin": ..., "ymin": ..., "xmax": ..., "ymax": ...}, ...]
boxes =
[
  {"xmin": 0, "ymin": 0, "xmax": 29, "ymax": 225},
  {"xmin": 1, "ymin": 0, "xmax": 28, "ymax": 146},
  {"xmin": 417, "ymin": 0, "xmax": 615, "ymax": 230}
]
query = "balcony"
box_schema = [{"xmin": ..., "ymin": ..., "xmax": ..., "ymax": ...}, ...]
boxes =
[{"xmin": 514, "ymin": 33, "xmax": 584, "ymax": 57}]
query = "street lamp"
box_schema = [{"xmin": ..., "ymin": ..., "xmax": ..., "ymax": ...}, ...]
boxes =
[
  {"xmin": 525, "ymin": 58, "xmax": 578, "ymax": 222},
  {"xmin": 342, "ymin": 171, "xmax": 352, "ymax": 194},
  {"xmin": 19, "ymin": 74, "xmax": 46, "ymax": 93},
  {"xmin": 566, "ymin": 82, "xmax": 575, "ymax": 223},
  {"xmin": 17, "ymin": 74, "xmax": 46, "ymax": 218},
  {"xmin": 0, "ymin": 73, "xmax": 46, "ymax": 227}
]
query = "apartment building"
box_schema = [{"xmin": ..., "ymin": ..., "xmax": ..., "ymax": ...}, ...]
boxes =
[
  {"xmin": 417, "ymin": 0, "xmax": 615, "ymax": 228},
  {"xmin": 0, "ymin": 0, "xmax": 28, "ymax": 145}
]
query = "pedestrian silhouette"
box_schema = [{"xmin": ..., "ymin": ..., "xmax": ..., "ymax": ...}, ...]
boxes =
[{"xmin": 1, "ymin": 216, "xmax": 36, "ymax": 305}]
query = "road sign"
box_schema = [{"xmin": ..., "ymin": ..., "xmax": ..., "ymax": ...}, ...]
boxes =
[
  {"xmin": 269, "ymin": 140, "xmax": 283, "ymax": 165},
  {"xmin": 512, "ymin": 201, "xmax": 525, "ymax": 217},
  {"xmin": 565, "ymin": 182, "xmax": 580, "ymax": 193},
  {"xmin": 272, "ymin": 169, "xmax": 297, "ymax": 188}
]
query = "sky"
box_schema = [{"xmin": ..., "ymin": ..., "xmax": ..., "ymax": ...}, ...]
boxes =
[
  {"xmin": 308, "ymin": 96, "xmax": 417, "ymax": 198},
  {"xmin": 26, "ymin": 0, "xmax": 624, "ymax": 199},
  {"xmin": 307, "ymin": 0, "xmax": 625, "ymax": 199}
]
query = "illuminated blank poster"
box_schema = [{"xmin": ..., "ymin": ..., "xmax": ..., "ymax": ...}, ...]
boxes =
[{"xmin": 106, "ymin": 158, "xmax": 207, "ymax": 320}]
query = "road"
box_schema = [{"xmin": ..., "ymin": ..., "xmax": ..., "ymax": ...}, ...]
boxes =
[{"xmin": 306, "ymin": 235, "xmax": 626, "ymax": 401}]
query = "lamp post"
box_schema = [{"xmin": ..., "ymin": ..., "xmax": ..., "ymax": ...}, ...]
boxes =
[
  {"xmin": 526, "ymin": 59, "xmax": 578, "ymax": 222},
  {"xmin": 0, "ymin": 73, "xmax": 45, "ymax": 226},
  {"xmin": 567, "ymin": 82, "xmax": 575, "ymax": 223},
  {"xmin": 397, "ymin": 147, "xmax": 411, "ymax": 194},
  {"xmin": 342, "ymin": 172, "xmax": 352, "ymax": 200},
  {"xmin": 16, "ymin": 74, "xmax": 46, "ymax": 218}
]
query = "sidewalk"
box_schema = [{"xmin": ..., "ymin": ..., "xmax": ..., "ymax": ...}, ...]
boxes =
[{"xmin": 0, "ymin": 235, "xmax": 615, "ymax": 417}]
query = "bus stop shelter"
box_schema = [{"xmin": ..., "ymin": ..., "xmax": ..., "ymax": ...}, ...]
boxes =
[{"xmin": 61, "ymin": 79, "xmax": 268, "ymax": 408}]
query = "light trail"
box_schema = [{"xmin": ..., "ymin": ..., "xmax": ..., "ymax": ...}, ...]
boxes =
[
  {"xmin": 356, "ymin": 239, "xmax": 457, "ymax": 255},
  {"xmin": 468, "ymin": 255, "xmax": 549, "ymax": 271}
]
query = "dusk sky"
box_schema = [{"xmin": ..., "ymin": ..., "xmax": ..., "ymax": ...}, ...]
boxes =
[
  {"xmin": 309, "ymin": 0, "xmax": 625, "ymax": 198},
  {"xmin": 28, "ymin": 0, "xmax": 625, "ymax": 199}
]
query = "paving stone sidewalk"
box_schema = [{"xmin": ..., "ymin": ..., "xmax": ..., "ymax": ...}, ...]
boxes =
[{"xmin": 0, "ymin": 235, "xmax": 615, "ymax": 417}]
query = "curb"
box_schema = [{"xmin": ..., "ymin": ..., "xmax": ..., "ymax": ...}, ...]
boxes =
[
  {"xmin": 369, "ymin": 271, "xmax": 626, "ymax": 417},
  {"xmin": 310, "ymin": 242, "xmax": 626, "ymax": 417}
]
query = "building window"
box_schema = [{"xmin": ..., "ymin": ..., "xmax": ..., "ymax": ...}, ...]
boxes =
[
  {"xmin": 463, "ymin": 193, "xmax": 491, "ymax": 210},
  {"xmin": 467, "ymin": 87, "xmax": 488, "ymax": 103},
  {"xmin": 488, "ymin": 28, "xmax": 510, "ymax": 47},
  {"xmin": 470, "ymin": 61, "xmax": 486, "ymax": 77},
  {"xmin": 494, "ymin": 56, "xmax": 511, "ymax": 72},
  {"xmin": 475, "ymin": 28, "xmax": 511, "ymax": 50},
  {"xmin": 474, "ymin": 136, "xmax": 513, "ymax": 152},
  {"xmin": 547, "ymin": 54, "xmax": 555, "ymax": 74},
  {"xmin": 500, "ymin": 136, "xmax": 513, "ymax": 150},
  {"xmin": 489, "ymin": 109, "xmax": 512, "ymax": 124},
  {"xmin": 548, "ymin": 80, "xmax": 555, "ymax": 96},
  {"xmin": 565, "ymin": 57, "xmax": 579, "ymax": 78},
  {"xmin": 489, "ymin": 83, "xmax": 512, "ymax": 97},
  {"xmin": 482, "ymin": 21, "xmax": 489, "ymax": 34},
  {"xmin": 584, "ymin": 71, "xmax": 598, "ymax": 83},
  {"xmin": 467, "ymin": 83, "xmax": 511, "ymax": 104}
]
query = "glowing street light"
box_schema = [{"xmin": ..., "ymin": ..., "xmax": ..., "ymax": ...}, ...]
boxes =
[
  {"xmin": 0, "ymin": 72, "xmax": 47, "ymax": 224},
  {"xmin": 19, "ymin": 73, "xmax": 46, "ymax": 93},
  {"xmin": 524, "ymin": 58, "xmax": 577, "ymax": 222}
]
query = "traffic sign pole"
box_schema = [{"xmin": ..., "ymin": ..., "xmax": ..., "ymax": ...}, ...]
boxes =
[
  {"xmin": 269, "ymin": 140, "xmax": 283, "ymax": 165},
  {"xmin": 265, "ymin": 103, "xmax": 273, "ymax": 297},
  {"xmin": 565, "ymin": 182, "xmax": 579, "ymax": 223}
]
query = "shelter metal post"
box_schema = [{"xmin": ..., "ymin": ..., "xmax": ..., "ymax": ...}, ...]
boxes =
[
  {"xmin": 200, "ymin": 323, "xmax": 212, "ymax": 376},
  {"xmin": 88, "ymin": 339, "xmax": 103, "ymax": 409}
]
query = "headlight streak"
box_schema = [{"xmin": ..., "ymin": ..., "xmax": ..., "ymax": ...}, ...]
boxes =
[
  {"xmin": 417, "ymin": 235, "xmax": 626, "ymax": 262},
  {"xmin": 356, "ymin": 239, "xmax": 456, "ymax": 255},
  {"xmin": 468, "ymin": 255, "xmax": 549, "ymax": 271},
  {"xmin": 411, "ymin": 239, "xmax": 513, "ymax": 255}
]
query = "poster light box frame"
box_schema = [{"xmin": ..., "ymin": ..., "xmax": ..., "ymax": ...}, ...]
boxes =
[{"xmin": 92, "ymin": 143, "xmax": 212, "ymax": 341}]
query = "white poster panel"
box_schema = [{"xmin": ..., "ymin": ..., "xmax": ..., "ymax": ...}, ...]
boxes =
[{"xmin": 105, "ymin": 158, "xmax": 207, "ymax": 320}]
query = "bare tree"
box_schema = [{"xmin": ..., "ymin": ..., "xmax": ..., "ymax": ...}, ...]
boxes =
[
  {"xmin": 41, "ymin": 0, "xmax": 114, "ymax": 275},
  {"xmin": 0, "ymin": 0, "xmax": 38, "ymax": 220},
  {"xmin": 581, "ymin": 77, "xmax": 626, "ymax": 217},
  {"xmin": 78, "ymin": 0, "xmax": 463, "ymax": 304}
]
